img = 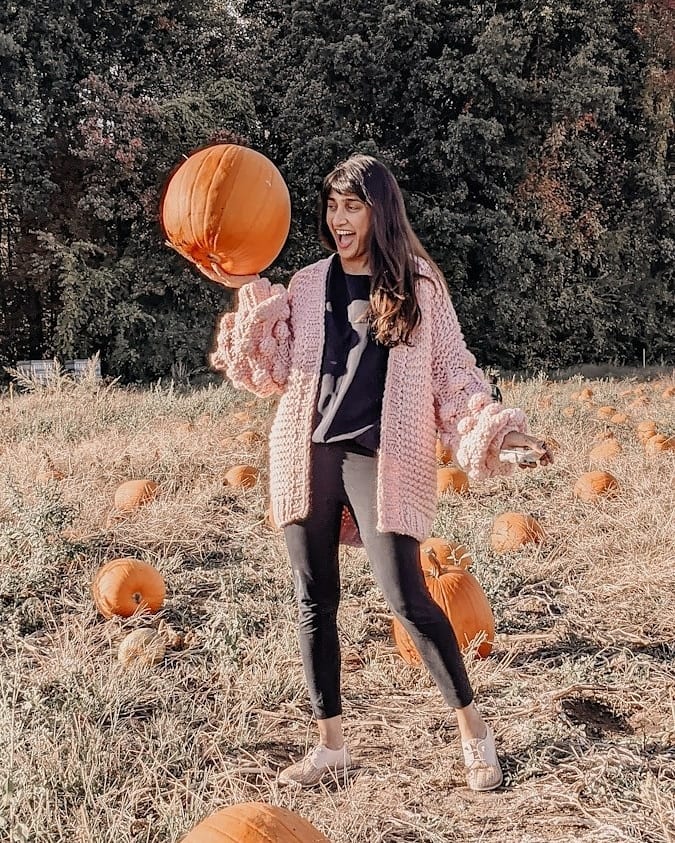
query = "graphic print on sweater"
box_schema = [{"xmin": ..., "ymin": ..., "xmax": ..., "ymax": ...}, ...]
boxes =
[{"xmin": 312, "ymin": 258, "xmax": 389, "ymax": 452}]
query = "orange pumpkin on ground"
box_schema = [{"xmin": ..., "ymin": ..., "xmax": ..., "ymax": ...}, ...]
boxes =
[
  {"xmin": 610, "ymin": 412, "xmax": 629, "ymax": 425},
  {"xmin": 589, "ymin": 437, "xmax": 622, "ymax": 461},
  {"xmin": 392, "ymin": 547, "xmax": 495, "ymax": 661},
  {"xmin": 37, "ymin": 453, "xmax": 65, "ymax": 483},
  {"xmin": 224, "ymin": 464, "xmax": 259, "ymax": 489},
  {"xmin": 490, "ymin": 512, "xmax": 545, "ymax": 553},
  {"xmin": 635, "ymin": 420, "xmax": 658, "ymax": 443},
  {"xmin": 113, "ymin": 479, "xmax": 159, "ymax": 513},
  {"xmin": 267, "ymin": 503, "xmax": 362, "ymax": 547},
  {"xmin": 573, "ymin": 387, "xmax": 594, "ymax": 402},
  {"xmin": 92, "ymin": 558, "xmax": 166, "ymax": 618},
  {"xmin": 644, "ymin": 433, "xmax": 675, "ymax": 454},
  {"xmin": 160, "ymin": 143, "xmax": 291, "ymax": 282},
  {"xmin": 573, "ymin": 470, "xmax": 620, "ymax": 502},
  {"xmin": 181, "ymin": 802, "xmax": 331, "ymax": 843},
  {"xmin": 419, "ymin": 537, "xmax": 472, "ymax": 571},
  {"xmin": 596, "ymin": 406, "xmax": 616, "ymax": 419},
  {"xmin": 435, "ymin": 439, "xmax": 453, "ymax": 465},
  {"xmin": 662, "ymin": 386, "xmax": 675, "ymax": 398},
  {"xmin": 235, "ymin": 429, "xmax": 263, "ymax": 446},
  {"xmin": 437, "ymin": 465, "xmax": 469, "ymax": 494}
]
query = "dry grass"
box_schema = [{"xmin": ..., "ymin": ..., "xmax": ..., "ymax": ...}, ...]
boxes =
[{"xmin": 0, "ymin": 370, "xmax": 673, "ymax": 842}]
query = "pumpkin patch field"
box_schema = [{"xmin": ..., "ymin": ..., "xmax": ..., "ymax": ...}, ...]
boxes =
[{"xmin": 0, "ymin": 371, "xmax": 673, "ymax": 842}]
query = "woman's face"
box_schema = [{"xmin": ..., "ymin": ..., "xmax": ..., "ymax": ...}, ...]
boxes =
[{"xmin": 326, "ymin": 189, "xmax": 372, "ymax": 272}]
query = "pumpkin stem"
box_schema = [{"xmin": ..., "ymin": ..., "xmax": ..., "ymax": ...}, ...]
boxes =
[{"xmin": 423, "ymin": 548, "xmax": 443, "ymax": 578}]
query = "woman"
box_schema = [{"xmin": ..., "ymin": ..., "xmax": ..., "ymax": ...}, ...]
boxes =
[{"xmin": 208, "ymin": 153, "xmax": 552, "ymax": 792}]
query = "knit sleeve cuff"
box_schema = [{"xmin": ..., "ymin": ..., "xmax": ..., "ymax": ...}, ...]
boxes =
[
  {"xmin": 237, "ymin": 277, "xmax": 273, "ymax": 311},
  {"xmin": 454, "ymin": 393, "xmax": 529, "ymax": 479}
]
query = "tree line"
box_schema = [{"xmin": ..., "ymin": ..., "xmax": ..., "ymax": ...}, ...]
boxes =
[{"xmin": 1, "ymin": 0, "xmax": 672, "ymax": 382}]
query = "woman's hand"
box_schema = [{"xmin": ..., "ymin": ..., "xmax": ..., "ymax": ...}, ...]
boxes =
[
  {"xmin": 500, "ymin": 431, "xmax": 554, "ymax": 469},
  {"xmin": 196, "ymin": 259, "xmax": 261, "ymax": 289}
]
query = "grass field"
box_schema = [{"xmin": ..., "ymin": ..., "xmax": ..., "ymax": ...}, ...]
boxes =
[{"xmin": 1, "ymin": 369, "xmax": 673, "ymax": 842}]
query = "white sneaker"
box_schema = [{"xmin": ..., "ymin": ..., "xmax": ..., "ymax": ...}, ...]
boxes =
[
  {"xmin": 278, "ymin": 743, "xmax": 351, "ymax": 788},
  {"xmin": 461, "ymin": 725, "xmax": 504, "ymax": 791}
]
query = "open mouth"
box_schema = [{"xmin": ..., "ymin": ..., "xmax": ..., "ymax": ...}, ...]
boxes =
[{"xmin": 335, "ymin": 229, "xmax": 355, "ymax": 249}]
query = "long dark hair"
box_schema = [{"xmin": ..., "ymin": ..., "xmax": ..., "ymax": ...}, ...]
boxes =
[{"xmin": 319, "ymin": 154, "xmax": 437, "ymax": 346}]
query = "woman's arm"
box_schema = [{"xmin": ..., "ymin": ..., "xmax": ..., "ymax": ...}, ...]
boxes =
[
  {"xmin": 426, "ymin": 277, "xmax": 529, "ymax": 479},
  {"xmin": 209, "ymin": 277, "xmax": 292, "ymax": 397}
]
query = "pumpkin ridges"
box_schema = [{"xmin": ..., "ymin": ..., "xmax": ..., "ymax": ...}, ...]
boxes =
[
  {"xmin": 162, "ymin": 143, "xmax": 291, "ymax": 278},
  {"xmin": 392, "ymin": 548, "xmax": 494, "ymax": 662},
  {"xmin": 573, "ymin": 470, "xmax": 620, "ymax": 501},
  {"xmin": 113, "ymin": 479, "xmax": 159, "ymax": 512},
  {"xmin": 182, "ymin": 802, "xmax": 331, "ymax": 843},
  {"xmin": 210, "ymin": 145, "xmax": 246, "ymax": 258},
  {"xmin": 490, "ymin": 512, "xmax": 544, "ymax": 553},
  {"xmin": 92, "ymin": 558, "xmax": 166, "ymax": 618}
]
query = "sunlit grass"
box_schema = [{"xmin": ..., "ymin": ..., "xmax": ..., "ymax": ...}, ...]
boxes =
[{"xmin": 1, "ymin": 370, "xmax": 673, "ymax": 842}]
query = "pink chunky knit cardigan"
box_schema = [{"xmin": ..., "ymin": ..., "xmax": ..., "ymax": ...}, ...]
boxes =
[{"xmin": 210, "ymin": 256, "xmax": 528, "ymax": 541}]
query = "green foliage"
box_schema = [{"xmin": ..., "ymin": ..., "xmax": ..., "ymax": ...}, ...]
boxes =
[
  {"xmin": 1, "ymin": 0, "xmax": 673, "ymax": 375},
  {"xmin": 240, "ymin": 0, "xmax": 674, "ymax": 369}
]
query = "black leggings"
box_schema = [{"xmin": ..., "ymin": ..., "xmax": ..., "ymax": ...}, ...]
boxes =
[{"xmin": 283, "ymin": 442, "xmax": 474, "ymax": 720}]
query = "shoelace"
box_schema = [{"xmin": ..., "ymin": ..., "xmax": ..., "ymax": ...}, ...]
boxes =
[{"xmin": 464, "ymin": 739, "xmax": 489, "ymax": 766}]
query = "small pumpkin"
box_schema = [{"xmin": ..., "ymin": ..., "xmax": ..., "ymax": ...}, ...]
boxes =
[
  {"xmin": 635, "ymin": 420, "xmax": 658, "ymax": 443},
  {"xmin": 113, "ymin": 479, "xmax": 159, "ymax": 513},
  {"xmin": 609, "ymin": 412, "xmax": 629, "ymax": 425},
  {"xmin": 561, "ymin": 405, "xmax": 576, "ymax": 418},
  {"xmin": 589, "ymin": 437, "xmax": 622, "ymax": 461},
  {"xmin": 392, "ymin": 547, "xmax": 495, "ymax": 662},
  {"xmin": 574, "ymin": 387, "xmax": 594, "ymax": 402},
  {"xmin": 662, "ymin": 385, "xmax": 675, "ymax": 399},
  {"xmin": 436, "ymin": 465, "xmax": 469, "ymax": 494},
  {"xmin": 37, "ymin": 453, "xmax": 65, "ymax": 483},
  {"xmin": 235, "ymin": 430, "xmax": 263, "ymax": 446},
  {"xmin": 118, "ymin": 627, "xmax": 166, "ymax": 667},
  {"xmin": 490, "ymin": 512, "xmax": 544, "ymax": 553},
  {"xmin": 596, "ymin": 405, "xmax": 616, "ymax": 419},
  {"xmin": 267, "ymin": 503, "xmax": 362, "ymax": 547},
  {"xmin": 224, "ymin": 464, "xmax": 259, "ymax": 489},
  {"xmin": 92, "ymin": 558, "xmax": 166, "ymax": 618},
  {"xmin": 644, "ymin": 433, "xmax": 675, "ymax": 454},
  {"xmin": 573, "ymin": 470, "xmax": 620, "ymax": 502},
  {"xmin": 181, "ymin": 802, "xmax": 331, "ymax": 843},
  {"xmin": 435, "ymin": 439, "xmax": 453, "ymax": 465},
  {"xmin": 161, "ymin": 143, "xmax": 292, "ymax": 281}
]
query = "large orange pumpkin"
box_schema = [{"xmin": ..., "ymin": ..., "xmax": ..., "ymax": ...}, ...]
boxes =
[
  {"xmin": 490, "ymin": 512, "xmax": 544, "ymax": 553},
  {"xmin": 92, "ymin": 558, "xmax": 166, "ymax": 618},
  {"xmin": 419, "ymin": 537, "xmax": 472, "ymax": 571},
  {"xmin": 181, "ymin": 802, "xmax": 331, "ymax": 843},
  {"xmin": 161, "ymin": 144, "xmax": 291, "ymax": 282},
  {"xmin": 392, "ymin": 548, "xmax": 495, "ymax": 661}
]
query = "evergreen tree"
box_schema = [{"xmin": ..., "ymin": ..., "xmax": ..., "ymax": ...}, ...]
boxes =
[
  {"xmin": 0, "ymin": 0, "xmax": 255, "ymax": 379},
  {"xmin": 240, "ymin": 0, "xmax": 674, "ymax": 369}
]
